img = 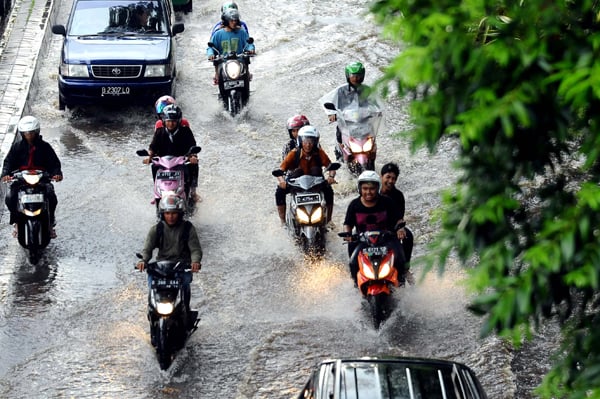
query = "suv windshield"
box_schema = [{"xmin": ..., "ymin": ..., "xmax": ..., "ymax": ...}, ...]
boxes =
[{"xmin": 69, "ymin": 0, "xmax": 168, "ymax": 35}]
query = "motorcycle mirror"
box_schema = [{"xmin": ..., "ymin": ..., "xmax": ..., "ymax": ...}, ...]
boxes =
[
  {"xmin": 323, "ymin": 102, "xmax": 337, "ymax": 111},
  {"xmin": 207, "ymin": 41, "xmax": 215, "ymax": 48},
  {"xmin": 135, "ymin": 253, "xmax": 143, "ymax": 259},
  {"xmin": 272, "ymin": 169, "xmax": 284, "ymax": 178},
  {"xmin": 136, "ymin": 149, "xmax": 149, "ymax": 156},
  {"xmin": 338, "ymin": 232, "xmax": 351, "ymax": 238},
  {"xmin": 187, "ymin": 145, "xmax": 202, "ymax": 155},
  {"xmin": 327, "ymin": 163, "xmax": 341, "ymax": 171},
  {"xmin": 247, "ymin": 37, "xmax": 254, "ymax": 44}
]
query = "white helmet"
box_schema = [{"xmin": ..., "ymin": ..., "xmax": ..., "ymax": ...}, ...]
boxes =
[
  {"xmin": 159, "ymin": 194, "xmax": 185, "ymax": 214},
  {"xmin": 17, "ymin": 115, "xmax": 41, "ymax": 136},
  {"xmin": 357, "ymin": 170, "xmax": 381, "ymax": 193},
  {"xmin": 297, "ymin": 125, "xmax": 320, "ymax": 147}
]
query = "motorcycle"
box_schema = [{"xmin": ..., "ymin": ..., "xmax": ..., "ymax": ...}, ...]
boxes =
[
  {"xmin": 338, "ymin": 230, "xmax": 402, "ymax": 329},
  {"xmin": 208, "ymin": 38, "xmax": 254, "ymax": 117},
  {"xmin": 272, "ymin": 163, "xmax": 340, "ymax": 256},
  {"xmin": 136, "ymin": 256, "xmax": 199, "ymax": 370},
  {"xmin": 136, "ymin": 146, "xmax": 201, "ymax": 216},
  {"xmin": 323, "ymin": 101, "xmax": 383, "ymax": 175},
  {"xmin": 6, "ymin": 169, "xmax": 58, "ymax": 264}
]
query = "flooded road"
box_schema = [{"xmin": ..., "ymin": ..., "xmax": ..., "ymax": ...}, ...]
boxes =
[{"xmin": 0, "ymin": 0, "xmax": 557, "ymax": 397}]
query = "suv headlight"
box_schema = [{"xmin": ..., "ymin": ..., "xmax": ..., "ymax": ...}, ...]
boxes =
[
  {"xmin": 145, "ymin": 64, "xmax": 169, "ymax": 77},
  {"xmin": 60, "ymin": 63, "xmax": 89, "ymax": 77}
]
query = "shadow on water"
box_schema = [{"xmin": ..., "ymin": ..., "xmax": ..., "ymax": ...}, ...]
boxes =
[{"xmin": 10, "ymin": 248, "xmax": 58, "ymax": 311}]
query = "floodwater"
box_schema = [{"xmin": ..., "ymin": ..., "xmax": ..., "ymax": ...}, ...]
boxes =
[{"xmin": 0, "ymin": 0, "xmax": 557, "ymax": 397}]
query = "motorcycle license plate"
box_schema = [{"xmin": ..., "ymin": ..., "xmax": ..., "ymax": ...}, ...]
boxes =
[
  {"xmin": 21, "ymin": 193, "xmax": 44, "ymax": 203},
  {"xmin": 224, "ymin": 80, "xmax": 245, "ymax": 89},
  {"xmin": 101, "ymin": 86, "xmax": 130, "ymax": 96},
  {"xmin": 157, "ymin": 171, "xmax": 181, "ymax": 180},
  {"xmin": 152, "ymin": 278, "xmax": 180, "ymax": 289},
  {"xmin": 363, "ymin": 246, "xmax": 388, "ymax": 256},
  {"xmin": 296, "ymin": 194, "xmax": 320, "ymax": 205}
]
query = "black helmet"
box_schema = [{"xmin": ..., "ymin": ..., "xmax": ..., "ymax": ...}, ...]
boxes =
[{"xmin": 162, "ymin": 104, "xmax": 182, "ymax": 124}]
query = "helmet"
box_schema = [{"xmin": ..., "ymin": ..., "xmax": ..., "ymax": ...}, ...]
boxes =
[
  {"xmin": 345, "ymin": 61, "xmax": 365, "ymax": 85},
  {"xmin": 286, "ymin": 115, "xmax": 310, "ymax": 139},
  {"xmin": 220, "ymin": 1, "xmax": 238, "ymax": 12},
  {"xmin": 222, "ymin": 7, "xmax": 241, "ymax": 24},
  {"xmin": 297, "ymin": 125, "xmax": 319, "ymax": 148},
  {"xmin": 159, "ymin": 194, "xmax": 185, "ymax": 214},
  {"xmin": 357, "ymin": 170, "xmax": 381, "ymax": 193},
  {"xmin": 155, "ymin": 95, "xmax": 176, "ymax": 118},
  {"xmin": 162, "ymin": 104, "xmax": 182, "ymax": 123},
  {"xmin": 18, "ymin": 116, "xmax": 41, "ymax": 137}
]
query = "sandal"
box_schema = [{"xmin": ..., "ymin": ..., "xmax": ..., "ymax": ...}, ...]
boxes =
[
  {"xmin": 12, "ymin": 226, "xmax": 17, "ymax": 238},
  {"xmin": 50, "ymin": 229, "xmax": 57, "ymax": 239},
  {"xmin": 191, "ymin": 192, "xmax": 202, "ymax": 203},
  {"xmin": 213, "ymin": 76, "xmax": 219, "ymax": 85}
]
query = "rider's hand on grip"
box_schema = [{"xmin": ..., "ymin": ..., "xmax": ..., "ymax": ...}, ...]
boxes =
[
  {"xmin": 136, "ymin": 261, "xmax": 146, "ymax": 272},
  {"xmin": 191, "ymin": 262, "xmax": 201, "ymax": 272}
]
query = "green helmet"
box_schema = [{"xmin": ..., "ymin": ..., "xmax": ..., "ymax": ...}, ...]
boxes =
[{"xmin": 345, "ymin": 61, "xmax": 365, "ymax": 85}]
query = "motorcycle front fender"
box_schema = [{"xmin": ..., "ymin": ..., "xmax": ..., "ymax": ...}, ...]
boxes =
[{"xmin": 365, "ymin": 282, "xmax": 391, "ymax": 296}]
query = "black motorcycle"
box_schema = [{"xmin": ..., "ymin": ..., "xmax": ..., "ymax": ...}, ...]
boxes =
[
  {"xmin": 7, "ymin": 169, "xmax": 56, "ymax": 264},
  {"xmin": 136, "ymin": 256, "xmax": 199, "ymax": 370},
  {"xmin": 208, "ymin": 38, "xmax": 254, "ymax": 116}
]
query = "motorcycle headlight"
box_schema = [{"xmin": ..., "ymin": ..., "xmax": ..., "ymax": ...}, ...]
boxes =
[
  {"xmin": 349, "ymin": 139, "xmax": 363, "ymax": 153},
  {"xmin": 310, "ymin": 207, "xmax": 323, "ymax": 223},
  {"xmin": 296, "ymin": 207, "xmax": 310, "ymax": 224},
  {"xmin": 23, "ymin": 173, "xmax": 42, "ymax": 185},
  {"xmin": 23, "ymin": 209, "xmax": 43, "ymax": 217},
  {"xmin": 363, "ymin": 137, "xmax": 374, "ymax": 152},
  {"xmin": 359, "ymin": 254, "xmax": 377, "ymax": 280},
  {"xmin": 156, "ymin": 302, "xmax": 174, "ymax": 315},
  {"xmin": 224, "ymin": 61, "xmax": 242, "ymax": 79},
  {"xmin": 378, "ymin": 257, "xmax": 394, "ymax": 279}
]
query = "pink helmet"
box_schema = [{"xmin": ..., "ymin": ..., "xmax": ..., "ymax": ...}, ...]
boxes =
[{"xmin": 285, "ymin": 115, "xmax": 310, "ymax": 139}]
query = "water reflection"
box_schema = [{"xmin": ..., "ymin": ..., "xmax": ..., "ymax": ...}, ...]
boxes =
[{"xmin": 10, "ymin": 250, "xmax": 58, "ymax": 312}]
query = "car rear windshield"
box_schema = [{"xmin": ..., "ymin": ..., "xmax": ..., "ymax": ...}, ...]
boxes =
[
  {"xmin": 340, "ymin": 361, "xmax": 485, "ymax": 399},
  {"xmin": 69, "ymin": 0, "xmax": 168, "ymax": 36}
]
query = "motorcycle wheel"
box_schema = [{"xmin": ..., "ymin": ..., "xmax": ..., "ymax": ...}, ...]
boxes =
[
  {"xmin": 348, "ymin": 161, "xmax": 363, "ymax": 176},
  {"xmin": 156, "ymin": 321, "xmax": 172, "ymax": 370},
  {"xmin": 369, "ymin": 293, "xmax": 391, "ymax": 330},
  {"xmin": 228, "ymin": 92, "xmax": 241, "ymax": 117}
]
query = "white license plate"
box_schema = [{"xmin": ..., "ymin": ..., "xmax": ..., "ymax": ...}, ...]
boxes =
[
  {"xmin": 101, "ymin": 86, "xmax": 131, "ymax": 96},
  {"xmin": 224, "ymin": 80, "xmax": 245, "ymax": 89},
  {"xmin": 157, "ymin": 171, "xmax": 181, "ymax": 180},
  {"xmin": 363, "ymin": 246, "xmax": 388, "ymax": 256},
  {"xmin": 21, "ymin": 193, "xmax": 44, "ymax": 203},
  {"xmin": 296, "ymin": 194, "xmax": 320, "ymax": 205}
]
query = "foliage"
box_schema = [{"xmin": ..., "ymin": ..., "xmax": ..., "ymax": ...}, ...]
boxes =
[{"xmin": 370, "ymin": 0, "xmax": 600, "ymax": 396}]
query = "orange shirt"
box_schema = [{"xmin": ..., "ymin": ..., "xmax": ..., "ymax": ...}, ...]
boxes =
[{"xmin": 280, "ymin": 148, "xmax": 332, "ymax": 175}]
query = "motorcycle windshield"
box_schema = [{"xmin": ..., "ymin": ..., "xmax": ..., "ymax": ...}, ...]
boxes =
[
  {"xmin": 288, "ymin": 175, "xmax": 325, "ymax": 191},
  {"xmin": 339, "ymin": 103, "xmax": 383, "ymax": 140}
]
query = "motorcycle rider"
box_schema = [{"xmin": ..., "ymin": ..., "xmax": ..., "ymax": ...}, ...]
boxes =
[
  {"xmin": 380, "ymin": 162, "xmax": 415, "ymax": 284},
  {"xmin": 136, "ymin": 194, "xmax": 202, "ymax": 316},
  {"xmin": 342, "ymin": 171, "xmax": 406, "ymax": 286},
  {"xmin": 210, "ymin": 1, "xmax": 249, "ymax": 35},
  {"xmin": 281, "ymin": 114, "xmax": 310, "ymax": 160},
  {"xmin": 207, "ymin": 7, "xmax": 255, "ymax": 86},
  {"xmin": 320, "ymin": 61, "xmax": 380, "ymax": 156},
  {"xmin": 144, "ymin": 104, "xmax": 200, "ymax": 202},
  {"xmin": 1, "ymin": 116, "xmax": 63, "ymax": 238},
  {"xmin": 275, "ymin": 125, "xmax": 337, "ymax": 225},
  {"xmin": 153, "ymin": 95, "xmax": 191, "ymax": 129}
]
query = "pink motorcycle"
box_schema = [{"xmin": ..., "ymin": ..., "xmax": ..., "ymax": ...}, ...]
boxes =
[
  {"xmin": 137, "ymin": 146, "xmax": 201, "ymax": 215},
  {"xmin": 323, "ymin": 101, "xmax": 382, "ymax": 176}
]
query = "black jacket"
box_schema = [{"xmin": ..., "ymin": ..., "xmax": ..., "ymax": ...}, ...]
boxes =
[
  {"xmin": 149, "ymin": 123, "xmax": 197, "ymax": 157},
  {"xmin": 1, "ymin": 135, "xmax": 62, "ymax": 177}
]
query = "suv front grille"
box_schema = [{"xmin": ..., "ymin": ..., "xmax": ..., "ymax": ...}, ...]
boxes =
[{"xmin": 91, "ymin": 65, "xmax": 142, "ymax": 78}]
